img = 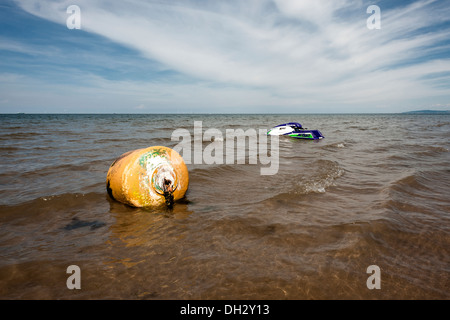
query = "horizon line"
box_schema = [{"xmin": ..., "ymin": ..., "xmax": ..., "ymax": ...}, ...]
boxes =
[{"xmin": 2, "ymin": 110, "xmax": 449, "ymax": 115}]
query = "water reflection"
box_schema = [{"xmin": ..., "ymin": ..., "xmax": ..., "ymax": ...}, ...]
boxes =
[{"xmin": 105, "ymin": 197, "xmax": 193, "ymax": 268}]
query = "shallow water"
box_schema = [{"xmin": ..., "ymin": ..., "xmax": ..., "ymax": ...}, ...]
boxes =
[{"xmin": 0, "ymin": 113, "xmax": 449, "ymax": 299}]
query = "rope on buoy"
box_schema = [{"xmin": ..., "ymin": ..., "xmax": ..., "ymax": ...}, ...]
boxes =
[{"xmin": 163, "ymin": 178, "xmax": 174, "ymax": 208}]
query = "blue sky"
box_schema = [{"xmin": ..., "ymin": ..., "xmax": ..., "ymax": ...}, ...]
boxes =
[{"xmin": 0, "ymin": 0, "xmax": 450, "ymax": 113}]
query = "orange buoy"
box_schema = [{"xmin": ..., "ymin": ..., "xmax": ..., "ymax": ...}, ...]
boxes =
[{"xmin": 106, "ymin": 146, "xmax": 189, "ymax": 208}]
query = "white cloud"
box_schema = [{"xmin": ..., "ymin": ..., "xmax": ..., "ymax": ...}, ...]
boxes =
[
  {"xmin": 273, "ymin": 0, "xmax": 357, "ymax": 24},
  {"xmin": 10, "ymin": 0, "xmax": 450, "ymax": 112}
]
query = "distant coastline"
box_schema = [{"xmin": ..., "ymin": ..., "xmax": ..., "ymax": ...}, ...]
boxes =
[
  {"xmin": 402, "ymin": 109, "xmax": 450, "ymax": 114},
  {"xmin": 2, "ymin": 110, "xmax": 450, "ymax": 115}
]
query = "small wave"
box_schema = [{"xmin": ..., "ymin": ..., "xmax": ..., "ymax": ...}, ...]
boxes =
[
  {"xmin": 299, "ymin": 161, "xmax": 345, "ymax": 194},
  {"xmin": 0, "ymin": 192, "xmax": 107, "ymax": 222},
  {"xmin": 388, "ymin": 174, "xmax": 428, "ymax": 197},
  {"xmin": 191, "ymin": 130, "xmax": 260, "ymax": 143},
  {"xmin": 413, "ymin": 146, "xmax": 449, "ymax": 157},
  {"xmin": 0, "ymin": 146, "xmax": 23, "ymax": 152},
  {"xmin": 386, "ymin": 154, "xmax": 410, "ymax": 162},
  {"xmin": 189, "ymin": 135, "xmax": 225, "ymax": 142},
  {"xmin": 320, "ymin": 142, "xmax": 347, "ymax": 152},
  {"xmin": 382, "ymin": 170, "xmax": 450, "ymax": 220},
  {"xmin": 40, "ymin": 192, "xmax": 100, "ymax": 202},
  {"xmin": 12, "ymin": 159, "xmax": 108, "ymax": 179},
  {"xmin": 209, "ymin": 136, "xmax": 224, "ymax": 142},
  {"xmin": 257, "ymin": 160, "xmax": 345, "ymax": 203},
  {"xmin": 223, "ymin": 124, "xmax": 248, "ymax": 129},
  {"xmin": 346, "ymin": 126, "xmax": 377, "ymax": 131},
  {"xmin": 189, "ymin": 163, "xmax": 250, "ymax": 181}
]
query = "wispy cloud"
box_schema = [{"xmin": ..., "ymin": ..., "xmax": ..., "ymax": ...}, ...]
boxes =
[{"xmin": 5, "ymin": 0, "xmax": 450, "ymax": 112}]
